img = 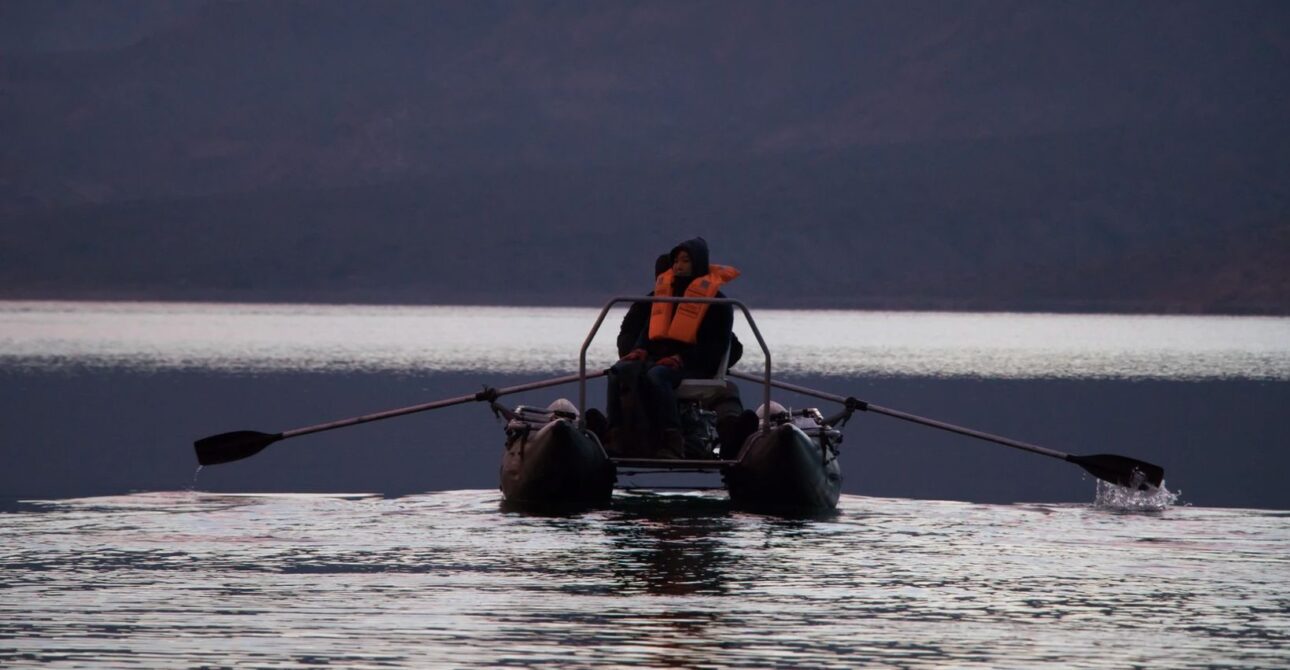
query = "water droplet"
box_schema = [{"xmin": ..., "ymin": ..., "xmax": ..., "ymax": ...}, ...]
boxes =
[{"xmin": 1093, "ymin": 478, "xmax": 1180, "ymax": 511}]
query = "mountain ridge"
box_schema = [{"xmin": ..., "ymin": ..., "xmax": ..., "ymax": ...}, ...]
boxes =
[
  {"xmin": 3, "ymin": 122, "xmax": 1286, "ymax": 314},
  {"xmin": 2, "ymin": 2, "xmax": 1287, "ymax": 313}
]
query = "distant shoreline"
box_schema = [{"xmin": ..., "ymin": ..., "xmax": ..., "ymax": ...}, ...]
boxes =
[{"xmin": 2, "ymin": 289, "xmax": 1285, "ymax": 317}]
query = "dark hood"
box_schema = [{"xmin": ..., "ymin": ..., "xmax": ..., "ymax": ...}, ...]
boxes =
[
  {"xmin": 669, "ymin": 237, "xmax": 711, "ymax": 277},
  {"xmin": 653, "ymin": 253, "xmax": 671, "ymax": 277}
]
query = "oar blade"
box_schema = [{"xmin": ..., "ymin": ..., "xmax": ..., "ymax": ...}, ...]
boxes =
[
  {"xmin": 194, "ymin": 430, "xmax": 282, "ymax": 466},
  {"xmin": 1068, "ymin": 453, "xmax": 1165, "ymax": 490}
]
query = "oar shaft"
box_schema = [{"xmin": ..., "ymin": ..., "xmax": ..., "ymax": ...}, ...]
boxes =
[
  {"xmin": 867, "ymin": 402, "xmax": 1069, "ymax": 461},
  {"xmin": 281, "ymin": 370, "xmax": 607, "ymax": 440},
  {"xmin": 729, "ymin": 370, "xmax": 1070, "ymax": 461}
]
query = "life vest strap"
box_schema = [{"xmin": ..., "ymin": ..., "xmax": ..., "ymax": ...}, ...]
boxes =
[{"xmin": 648, "ymin": 265, "xmax": 740, "ymax": 345}]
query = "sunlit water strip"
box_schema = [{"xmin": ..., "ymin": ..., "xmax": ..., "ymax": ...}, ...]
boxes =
[
  {"xmin": 1, "ymin": 300, "xmax": 1288, "ymax": 380},
  {"xmin": 1, "ymin": 490, "xmax": 1287, "ymax": 669}
]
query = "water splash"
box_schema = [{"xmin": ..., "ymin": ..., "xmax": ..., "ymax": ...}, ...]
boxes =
[
  {"xmin": 189, "ymin": 465, "xmax": 202, "ymax": 491},
  {"xmin": 1093, "ymin": 477, "xmax": 1181, "ymax": 512}
]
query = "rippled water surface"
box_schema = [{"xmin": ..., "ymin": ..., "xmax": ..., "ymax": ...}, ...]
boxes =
[
  {"xmin": 3, "ymin": 301, "xmax": 1288, "ymax": 379},
  {"xmin": 4, "ymin": 302, "xmax": 1287, "ymax": 667},
  {"xmin": 2, "ymin": 491, "xmax": 1287, "ymax": 668}
]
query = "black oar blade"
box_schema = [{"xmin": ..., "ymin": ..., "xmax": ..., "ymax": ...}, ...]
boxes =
[
  {"xmin": 1067, "ymin": 453, "xmax": 1165, "ymax": 490},
  {"xmin": 194, "ymin": 430, "xmax": 282, "ymax": 466}
]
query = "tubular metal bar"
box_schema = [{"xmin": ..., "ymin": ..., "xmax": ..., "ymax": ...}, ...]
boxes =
[
  {"xmin": 618, "ymin": 469, "xmax": 729, "ymax": 475},
  {"xmin": 610, "ymin": 458, "xmax": 740, "ymax": 469},
  {"xmin": 280, "ymin": 370, "xmax": 606, "ymax": 440},
  {"xmin": 620, "ymin": 485, "xmax": 728, "ymax": 491},
  {"xmin": 578, "ymin": 296, "xmax": 773, "ymax": 432},
  {"xmin": 728, "ymin": 370, "xmax": 1072, "ymax": 461}
]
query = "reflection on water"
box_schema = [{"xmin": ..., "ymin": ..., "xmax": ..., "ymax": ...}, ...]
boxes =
[
  {"xmin": 2, "ymin": 490, "xmax": 1287, "ymax": 668},
  {"xmin": 2, "ymin": 300, "xmax": 1289, "ymax": 380}
]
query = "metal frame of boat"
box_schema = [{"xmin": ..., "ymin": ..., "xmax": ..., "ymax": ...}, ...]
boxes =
[{"xmin": 499, "ymin": 296, "xmax": 844, "ymax": 513}]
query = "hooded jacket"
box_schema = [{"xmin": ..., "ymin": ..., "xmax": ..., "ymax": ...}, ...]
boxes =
[
  {"xmin": 617, "ymin": 250, "xmax": 745, "ymax": 367},
  {"xmin": 616, "ymin": 254, "xmax": 671, "ymax": 357},
  {"xmin": 633, "ymin": 237, "xmax": 738, "ymax": 378}
]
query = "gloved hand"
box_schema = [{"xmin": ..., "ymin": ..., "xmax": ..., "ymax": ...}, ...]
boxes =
[
  {"xmin": 657, "ymin": 355, "xmax": 683, "ymax": 369},
  {"xmin": 621, "ymin": 348, "xmax": 647, "ymax": 362}
]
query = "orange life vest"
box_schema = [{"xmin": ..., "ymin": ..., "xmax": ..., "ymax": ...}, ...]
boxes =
[{"xmin": 648, "ymin": 265, "xmax": 740, "ymax": 344}]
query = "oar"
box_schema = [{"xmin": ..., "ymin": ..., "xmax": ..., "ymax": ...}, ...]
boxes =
[
  {"xmin": 730, "ymin": 370, "xmax": 1164, "ymax": 489},
  {"xmin": 194, "ymin": 370, "xmax": 607, "ymax": 467}
]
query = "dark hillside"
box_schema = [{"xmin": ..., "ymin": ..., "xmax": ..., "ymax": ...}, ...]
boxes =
[
  {"xmin": 2, "ymin": 1, "xmax": 1287, "ymax": 312},
  {"xmin": 3, "ymin": 121, "xmax": 1286, "ymax": 312}
]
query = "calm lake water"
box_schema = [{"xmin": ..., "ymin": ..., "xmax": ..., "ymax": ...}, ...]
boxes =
[
  {"xmin": 2, "ymin": 301, "xmax": 1289, "ymax": 667},
  {"xmin": 2, "ymin": 490, "xmax": 1287, "ymax": 669}
]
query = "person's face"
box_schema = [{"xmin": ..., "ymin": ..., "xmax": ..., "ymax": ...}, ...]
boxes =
[{"xmin": 673, "ymin": 250, "xmax": 693, "ymax": 277}]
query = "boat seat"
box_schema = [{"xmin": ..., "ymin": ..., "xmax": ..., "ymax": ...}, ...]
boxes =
[
  {"xmin": 676, "ymin": 341, "xmax": 735, "ymax": 403},
  {"xmin": 675, "ymin": 379, "xmax": 738, "ymax": 404}
]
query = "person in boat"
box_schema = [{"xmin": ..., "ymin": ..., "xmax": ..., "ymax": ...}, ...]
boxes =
[
  {"xmin": 615, "ymin": 252, "xmax": 745, "ymax": 365},
  {"xmin": 616, "ymin": 254, "xmax": 672, "ymax": 358},
  {"xmin": 607, "ymin": 237, "xmax": 739, "ymax": 458}
]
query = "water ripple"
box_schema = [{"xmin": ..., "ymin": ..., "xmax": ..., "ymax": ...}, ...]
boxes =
[{"xmin": 2, "ymin": 491, "xmax": 1287, "ymax": 668}]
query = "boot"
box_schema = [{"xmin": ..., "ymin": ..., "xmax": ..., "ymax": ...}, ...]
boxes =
[
  {"xmin": 609, "ymin": 427, "xmax": 647, "ymax": 458},
  {"xmin": 718, "ymin": 410, "xmax": 760, "ymax": 459},
  {"xmin": 658, "ymin": 429, "xmax": 686, "ymax": 459},
  {"xmin": 584, "ymin": 408, "xmax": 609, "ymax": 444},
  {"xmin": 601, "ymin": 428, "xmax": 621, "ymax": 459},
  {"xmin": 605, "ymin": 427, "xmax": 625, "ymax": 457}
]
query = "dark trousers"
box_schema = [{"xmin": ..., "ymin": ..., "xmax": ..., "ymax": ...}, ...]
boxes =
[{"xmin": 607, "ymin": 360, "xmax": 686, "ymax": 432}]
